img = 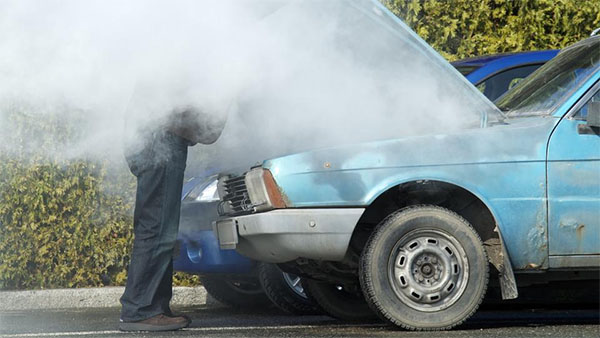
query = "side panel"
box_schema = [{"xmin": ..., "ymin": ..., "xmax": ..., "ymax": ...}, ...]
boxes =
[
  {"xmin": 277, "ymin": 162, "xmax": 549, "ymax": 269},
  {"xmin": 267, "ymin": 118, "xmax": 559, "ymax": 270}
]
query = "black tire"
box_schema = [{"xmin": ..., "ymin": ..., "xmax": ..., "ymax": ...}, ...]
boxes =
[
  {"xmin": 258, "ymin": 263, "xmax": 321, "ymax": 315},
  {"xmin": 359, "ymin": 205, "xmax": 489, "ymax": 330},
  {"xmin": 303, "ymin": 279, "xmax": 376, "ymax": 321},
  {"xmin": 200, "ymin": 275, "xmax": 271, "ymax": 308}
]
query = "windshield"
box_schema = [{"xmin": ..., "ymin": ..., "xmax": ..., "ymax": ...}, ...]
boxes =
[{"xmin": 496, "ymin": 36, "xmax": 600, "ymax": 116}]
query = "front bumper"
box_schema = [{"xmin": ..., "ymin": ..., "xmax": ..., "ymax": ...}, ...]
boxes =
[{"xmin": 215, "ymin": 208, "xmax": 365, "ymax": 263}]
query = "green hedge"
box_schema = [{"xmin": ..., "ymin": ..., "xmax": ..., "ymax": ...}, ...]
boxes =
[
  {"xmin": 386, "ymin": 0, "xmax": 600, "ymax": 60},
  {"xmin": 0, "ymin": 109, "xmax": 199, "ymax": 289},
  {"xmin": 0, "ymin": 110, "xmax": 135, "ymax": 289},
  {"xmin": 1, "ymin": 0, "xmax": 599, "ymax": 290}
]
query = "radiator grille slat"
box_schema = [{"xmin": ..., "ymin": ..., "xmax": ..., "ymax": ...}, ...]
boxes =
[{"xmin": 219, "ymin": 173, "xmax": 252, "ymax": 215}]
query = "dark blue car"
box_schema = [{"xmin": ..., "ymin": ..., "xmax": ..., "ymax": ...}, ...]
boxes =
[
  {"xmin": 452, "ymin": 49, "xmax": 558, "ymax": 101},
  {"xmin": 174, "ymin": 49, "xmax": 557, "ymax": 313}
]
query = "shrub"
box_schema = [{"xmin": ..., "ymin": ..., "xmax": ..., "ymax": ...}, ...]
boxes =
[
  {"xmin": 386, "ymin": 0, "xmax": 600, "ymax": 60},
  {"xmin": 0, "ymin": 109, "xmax": 135, "ymax": 289},
  {"xmin": 0, "ymin": 108, "xmax": 200, "ymax": 289}
]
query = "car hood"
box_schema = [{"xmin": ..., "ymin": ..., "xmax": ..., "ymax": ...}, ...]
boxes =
[{"xmin": 264, "ymin": 116, "xmax": 557, "ymax": 177}]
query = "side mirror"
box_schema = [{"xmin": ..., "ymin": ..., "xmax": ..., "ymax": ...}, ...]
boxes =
[{"xmin": 587, "ymin": 101, "xmax": 600, "ymax": 128}]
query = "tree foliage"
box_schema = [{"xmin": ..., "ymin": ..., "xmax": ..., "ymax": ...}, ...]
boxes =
[{"xmin": 386, "ymin": 0, "xmax": 600, "ymax": 60}]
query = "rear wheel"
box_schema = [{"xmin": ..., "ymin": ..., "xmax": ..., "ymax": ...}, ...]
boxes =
[
  {"xmin": 303, "ymin": 279, "xmax": 376, "ymax": 321},
  {"xmin": 359, "ymin": 205, "xmax": 489, "ymax": 330},
  {"xmin": 258, "ymin": 263, "xmax": 321, "ymax": 315},
  {"xmin": 200, "ymin": 275, "xmax": 271, "ymax": 308}
]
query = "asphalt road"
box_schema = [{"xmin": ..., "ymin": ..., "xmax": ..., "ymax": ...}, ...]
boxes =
[{"xmin": 0, "ymin": 304, "xmax": 598, "ymax": 338}]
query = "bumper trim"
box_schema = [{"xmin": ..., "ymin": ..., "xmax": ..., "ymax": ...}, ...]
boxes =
[{"xmin": 216, "ymin": 208, "xmax": 365, "ymax": 263}]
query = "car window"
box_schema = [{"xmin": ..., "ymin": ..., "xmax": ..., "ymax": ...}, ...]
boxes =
[
  {"xmin": 573, "ymin": 89, "xmax": 600, "ymax": 120},
  {"xmin": 475, "ymin": 64, "xmax": 542, "ymax": 101},
  {"xmin": 497, "ymin": 37, "xmax": 600, "ymax": 116}
]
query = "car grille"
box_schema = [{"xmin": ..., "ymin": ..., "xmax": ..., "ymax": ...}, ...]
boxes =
[{"xmin": 218, "ymin": 173, "xmax": 252, "ymax": 215}]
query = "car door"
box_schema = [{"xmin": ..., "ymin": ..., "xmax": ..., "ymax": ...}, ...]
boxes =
[{"xmin": 546, "ymin": 82, "xmax": 600, "ymax": 267}]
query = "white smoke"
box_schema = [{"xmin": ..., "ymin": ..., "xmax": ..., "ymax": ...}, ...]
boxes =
[{"xmin": 0, "ymin": 0, "xmax": 498, "ymax": 174}]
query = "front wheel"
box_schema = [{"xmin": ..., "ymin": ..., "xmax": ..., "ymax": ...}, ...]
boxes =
[{"xmin": 359, "ymin": 205, "xmax": 489, "ymax": 330}]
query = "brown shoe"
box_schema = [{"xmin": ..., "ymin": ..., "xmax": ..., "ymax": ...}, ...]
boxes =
[{"xmin": 119, "ymin": 314, "xmax": 191, "ymax": 331}]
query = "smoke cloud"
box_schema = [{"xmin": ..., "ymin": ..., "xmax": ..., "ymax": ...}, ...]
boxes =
[{"xmin": 0, "ymin": 0, "xmax": 498, "ymax": 175}]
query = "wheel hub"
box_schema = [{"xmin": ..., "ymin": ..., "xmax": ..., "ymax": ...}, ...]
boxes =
[
  {"xmin": 389, "ymin": 229, "xmax": 469, "ymax": 312},
  {"xmin": 414, "ymin": 254, "xmax": 442, "ymax": 284}
]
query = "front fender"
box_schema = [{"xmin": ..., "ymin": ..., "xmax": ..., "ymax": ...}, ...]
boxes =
[
  {"xmin": 278, "ymin": 162, "xmax": 548, "ymax": 272},
  {"xmin": 367, "ymin": 175, "xmax": 519, "ymax": 300}
]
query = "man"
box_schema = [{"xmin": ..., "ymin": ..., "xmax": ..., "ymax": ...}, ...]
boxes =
[{"xmin": 119, "ymin": 107, "xmax": 225, "ymax": 331}]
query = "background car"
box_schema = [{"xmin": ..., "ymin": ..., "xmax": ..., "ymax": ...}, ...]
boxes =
[
  {"xmin": 173, "ymin": 49, "xmax": 558, "ymax": 314},
  {"xmin": 451, "ymin": 49, "xmax": 559, "ymax": 101}
]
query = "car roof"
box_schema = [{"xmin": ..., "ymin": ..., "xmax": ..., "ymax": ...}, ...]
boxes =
[
  {"xmin": 452, "ymin": 50, "xmax": 559, "ymax": 67},
  {"xmin": 452, "ymin": 50, "xmax": 559, "ymax": 85}
]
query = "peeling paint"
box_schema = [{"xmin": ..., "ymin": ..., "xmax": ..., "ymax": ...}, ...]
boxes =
[
  {"xmin": 559, "ymin": 220, "xmax": 579, "ymax": 229},
  {"xmin": 558, "ymin": 220, "xmax": 586, "ymax": 252},
  {"xmin": 523, "ymin": 224, "xmax": 546, "ymax": 269}
]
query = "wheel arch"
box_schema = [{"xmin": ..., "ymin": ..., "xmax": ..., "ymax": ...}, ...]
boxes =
[{"xmin": 351, "ymin": 178, "xmax": 518, "ymax": 299}]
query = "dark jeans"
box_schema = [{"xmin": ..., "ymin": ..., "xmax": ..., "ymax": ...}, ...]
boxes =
[{"xmin": 120, "ymin": 131, "xmax": 189, "ymax": 322}]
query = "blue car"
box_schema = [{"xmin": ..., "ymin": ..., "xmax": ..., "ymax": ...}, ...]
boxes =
[
  {"xmin": 215, "ymin": 30, "xmax": 599, "ymax": 331},
  {"xmin": 174, "ymin": 5, "xmax": 559, "ymax": 316},
  {"xmin": 174, "ymin": 50, "xmax": 556, "ymax": 311},
  {"xmin": 451, "ymin": 50, "xmax": 559, "ymax": 101}
]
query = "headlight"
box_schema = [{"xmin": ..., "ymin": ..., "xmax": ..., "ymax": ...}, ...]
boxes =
[
  {"xmin": 244, "ymin": 167, "xmax": 287, "ymax": 212},
  {"xmin": 184, "ymin": 176, "xmax": 219, "ymax": 202}
]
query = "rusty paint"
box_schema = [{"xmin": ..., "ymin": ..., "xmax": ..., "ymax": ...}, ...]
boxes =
[
  {"xmin": 576, "ymin": 224, "xmax": 585, "ymax": 242},
  {"xmin": 526, "ymin": 263, "xmax": 540, "ymax": 269}
]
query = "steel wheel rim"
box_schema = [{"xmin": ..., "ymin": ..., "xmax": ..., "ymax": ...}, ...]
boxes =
[
  {"xmin": 388, "ymin": 228, "xmax": 469, "ymax": 312},
  {"xmin": 283, "ymin": 272, "xmax": 308, "ymax": 299}
]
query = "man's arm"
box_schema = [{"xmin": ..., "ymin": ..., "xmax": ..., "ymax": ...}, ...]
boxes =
[{"xmin": 167, "ymin": 107, "xmax": 227, "ymax": 145}]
